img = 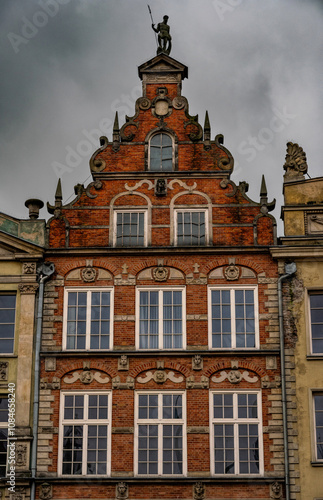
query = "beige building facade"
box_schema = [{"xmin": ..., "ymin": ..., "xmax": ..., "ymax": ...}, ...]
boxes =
[
  {"xmin": 272, "ymin": 143, "xmax": 323, "ymax": 500},
  {"xmin": 0, "ymin": 202, "xmax": 45, "ymax": 500}
]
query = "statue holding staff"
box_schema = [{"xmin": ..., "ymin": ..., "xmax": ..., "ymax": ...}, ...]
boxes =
[{"xmin": 151, "ymin": 15, "xmax": 172, "ymax": 55}]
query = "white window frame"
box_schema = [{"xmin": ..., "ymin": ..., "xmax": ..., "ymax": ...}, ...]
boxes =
[
  {"xmin": 0, "ymin": 294, "xmax": 16, "ymax": 354},
  {"xmin": 307, "ymin": 290, "xmax": 323, "ymax": 356},
  {"xmin": 113, "ymin": 209, "xmax": 148, "ymax": 247},
  {"xmin": 0, "ymin": 396, "xmax": 8, "ymax": 478},
  {"xmin": 58, "ymin": 391, "xmax": 112, "ymax": 477},
  {"xmin": 312, "ymin": 392, "xmax": 323, "ymax": 462},
  {"xmin": 174, "ymin": 208, "xmax": 209, "ymax": 246},
  {"xmin": 135, "ymin": 287, "xmax": 186, "ymax": 350},
  {"xmin": 134, "ymin": 391, "xmax": 187, "ymax": 477},
  {"xmin": 63, "ymin": 287, "xmax": 114, "ymax": 351},
  {"xmin": 208, "ymin": 286, "xmax": 259, "ymax": 350},
  {"xmin": 209, "ymin": 390, "xmax": 263, "ymax": 476},
  {"xmin": 148, "ymin": 132, "xmax": 174, "ymax": 171}
]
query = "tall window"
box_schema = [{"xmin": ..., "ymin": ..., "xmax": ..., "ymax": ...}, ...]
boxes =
[
  {"xmin": 136, "ymin": 288, "xmax": 185, "ymax": 349},
  {"xmin": 0, "ymin": 295, "xmax": 16, "ymax": 353},
  {"xmin": 209, "ymin": 287, "xmax": 258, "ymax": 349},
  {"xmin": 149, "ymin": 133, "xmax": 173, "ymax": 171},
  {"xmin": 309, "ymin": 292, "xmax": 323, "ymax": 354},
  {"xmin": 114, "ymin": 211, "xmax": 147, "ymax": 247},
  {"xmin": 175, "ymin": 210, "xmax": 207, "ymax": 246},
  {"xmin": 0, "ymin": 397, "xmax": 8, "ymax": 477},
  {"xmin": 210, "ymin": 392, "xmax": 262, "ymax": 475},
  {"xmin": 63, "ymin": 289, "xmax": 113, "ymax": 350},
  {"xmin": 60, "ymin": 392, "xmax": 111, "ymax": 476},
  {"xmin": 135, "ymin": 392, "xmax": 185, "ymax": 476},
  {"xmin": 314, "ymin": 393, "xmax": 323, "ymax": 461}
]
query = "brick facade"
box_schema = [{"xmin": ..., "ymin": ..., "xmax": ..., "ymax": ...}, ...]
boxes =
[{"xmin": 38, "ymin": 53, "xmax": 284, "ymax": 500}]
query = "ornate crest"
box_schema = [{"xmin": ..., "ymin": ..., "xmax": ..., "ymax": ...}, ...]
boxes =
[
  {"xmin": 283, "ymin": 142, "xmax": 308, "ymax": 179},
  {"xmin": 153, "ymin": 265, "xmax": 169, "ymax": 282}
]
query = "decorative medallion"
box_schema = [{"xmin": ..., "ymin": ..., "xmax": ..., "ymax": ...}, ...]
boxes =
[
  {"xmin": 224, "ymin": 264, "xmax": 240, "ymax": 281},
  {"xmin": 81, "ymin": 266, "xmax": 97, "ymax": 282},
  {"xmin": 153, "ymin": 265, "xmax": 169, "ymax": 282}
]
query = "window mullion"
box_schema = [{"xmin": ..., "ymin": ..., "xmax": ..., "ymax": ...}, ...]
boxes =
[
  {"xmin": 231, "ymin": 289, "xmax": 236, "ymax": 348},
  {"xmin": 159, "ymin": 290, "xmax": 163, "ymax": 350},
  {"xmin": 86, "ymin": 291, "xmax": 91, "ymax": 350}
]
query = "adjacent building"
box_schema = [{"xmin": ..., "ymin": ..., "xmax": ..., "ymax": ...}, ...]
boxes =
[
  {"xmin": 272, "ymin": 146, "xmax": 323, "ymax": 500},
  {"xmin": 0, "ymin": 201, "xmax": 45, "ymax": 500}
]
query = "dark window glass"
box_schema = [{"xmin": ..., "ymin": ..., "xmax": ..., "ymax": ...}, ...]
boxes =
[{"xmin": 150, "ymin": 134, "xmax": 173, "ymax": 171}]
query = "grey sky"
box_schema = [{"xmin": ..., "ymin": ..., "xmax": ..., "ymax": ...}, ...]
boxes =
[{"xmin": 1, "ymin": 0, "xmax": 322, "ymax": 236}]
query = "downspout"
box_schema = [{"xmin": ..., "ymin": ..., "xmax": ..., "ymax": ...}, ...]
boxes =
[
  {"xmin": 30, "ymin": 262, "xmax": 55, "ymax": 500},
  {"xmin": 278, "ymin": 262, "xmax": 296, "ymax": 500}
]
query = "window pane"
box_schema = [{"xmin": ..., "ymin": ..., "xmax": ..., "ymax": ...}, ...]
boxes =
[
  {"xmin": 150, "ymin": 134, "xmax": 173, "ymax": 171},
  {"xmin": 0, "ymin": 295, "xmax": 16, "ymax": 354},
  {"xmin": 314, "ymin": 394, "xmax": 323, "ymax": 459},
  {"xmin": 310, "ymin": 294, "xmax": 323, "ymax": 354}
]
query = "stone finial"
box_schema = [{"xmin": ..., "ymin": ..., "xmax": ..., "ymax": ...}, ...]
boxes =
[
  {"xmin": 113, "ymin": 112, "xmax": 120, "ymax": 152},
  {"xmin": 203, "ymin": 111, "xmax": 211, "ymax": 150},
  {"xmin": 283, "ymin": 141, "xmax": 308, "ymax": 181},
  {"xmin": 25, "ymin": 199, "xmax": 44, "ymax": 219}
]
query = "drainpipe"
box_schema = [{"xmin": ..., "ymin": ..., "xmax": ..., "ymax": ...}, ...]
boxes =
[
  {"xmin": 30, "ymin": 262, "xmax": 55, "ymax": 500},
  {"xmin": 278, "ymin": 262, "xmax": 296, "ymax": 500}
]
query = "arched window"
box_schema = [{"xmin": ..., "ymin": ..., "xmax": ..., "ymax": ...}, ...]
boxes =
[{"xmin": 149, "ymin": 133, "xmax": 173, "ymax": 171}]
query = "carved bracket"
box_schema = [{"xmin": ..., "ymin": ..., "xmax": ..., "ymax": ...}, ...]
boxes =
[
  {"xmin": 0, "ymin": 362, "xmax": 9, "ymax": 381},
  {"xmin": 186, "ymin": 375, "xmax": 209, "ymax": 389},
  {"xmin": 112, "ymin": 376, "xmax": 134, "ymax": 390}
]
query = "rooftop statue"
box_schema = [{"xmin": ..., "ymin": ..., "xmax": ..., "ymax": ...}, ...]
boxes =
[{"xmin": 152, "ymin": 15, "xmax": 172, "ymax": 55}]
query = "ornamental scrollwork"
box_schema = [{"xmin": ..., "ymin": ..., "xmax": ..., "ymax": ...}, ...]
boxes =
[
  {"xmin": 212, "ymin": 370, "xmax": 258, "ymax": 384},
  {"xmin": 137, "ymin": 370, "xmax": 184, "ymax": 384}
]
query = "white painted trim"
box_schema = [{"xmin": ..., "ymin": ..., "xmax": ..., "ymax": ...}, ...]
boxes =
[
  {"xmin": 209, "ymin": 390, "xmax": 264, "ymax": 476},
  {"xmin": 58, "ymin": 391, "xmax": 112, "ymax": 477},
  {"xmin": 135, "ymin": 286, "xmax": 186, "ymax": 350},
  {"xmin": 207, "ymin": 285, "xmax": 259, "ymax": 350},
  {"xmin": 311, "ymin": 391, "xmax": 323, "ymax": 462},
  {"xmin": 134, "ymin": 391, "xmax": 186, "ymax": 477},
  {"xmin": 112, "ymin": 209, "xmax": 148, "ymax": 247},
  {"xmin": 173, "ymin": 208, "xmax": 210, "ymax": 246},
  {"xmin": 148, "ymin": 132, "xmax": 175, "ymax": 172},
  {"xmin": 63, "ymin": 287, "xmax": 114, "ymax": 351},
  {"xmin": 306, "ymin": 289, "xmax": 323, "ymax": 356}
]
